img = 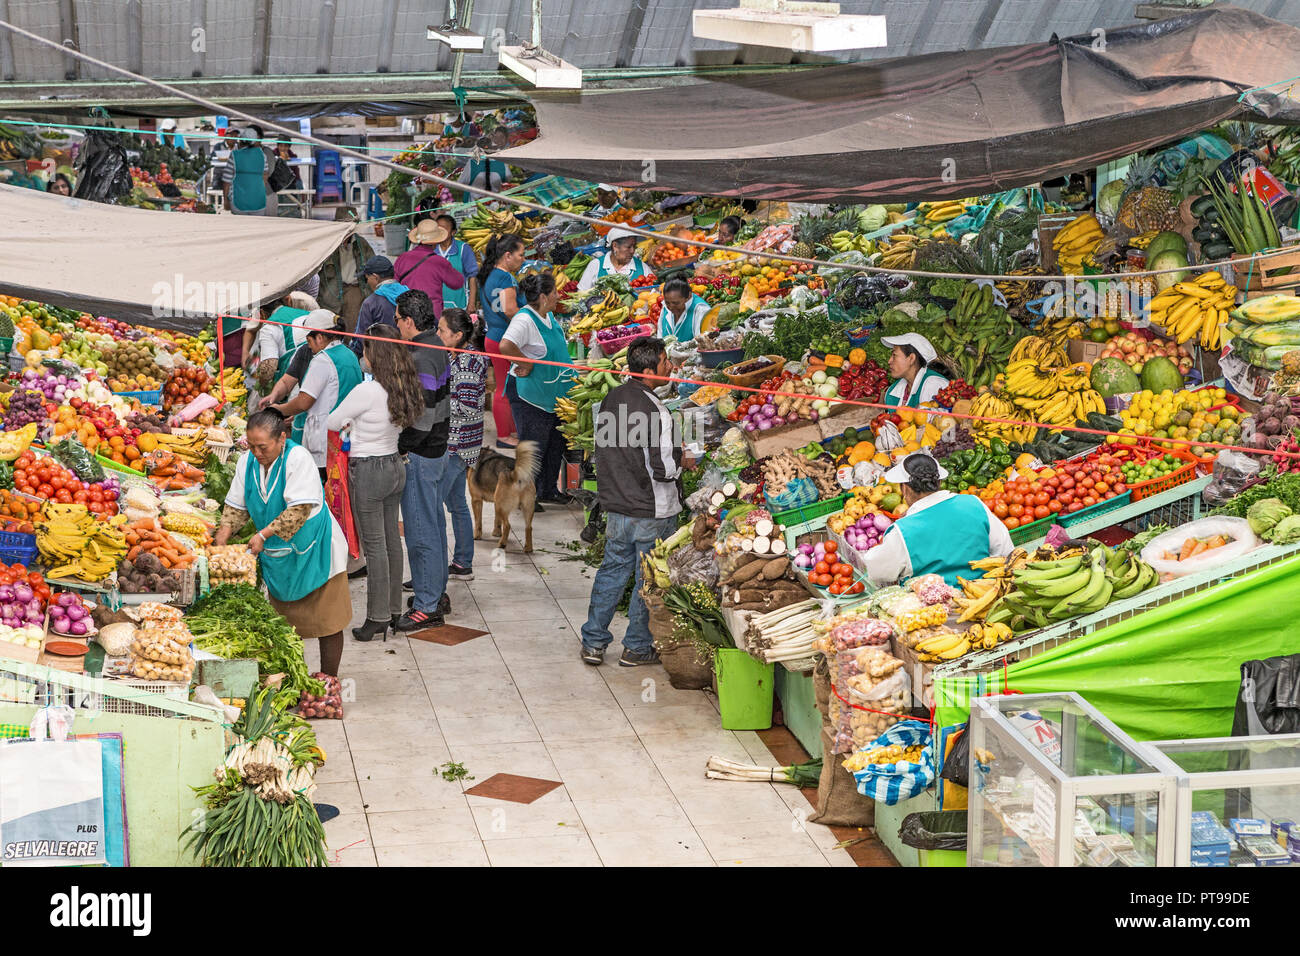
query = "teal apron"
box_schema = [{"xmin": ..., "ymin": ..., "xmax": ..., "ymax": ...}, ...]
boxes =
[
  {"xmin": 509, "ymin": 307, "xmax": 577, "ymax": 414},
  {"xmin": 885, "ymin": 368, "xmax": 948, "ymax": 409},
  {"xmin": 231, "ymin": 146, "xmax": 267, "ymax": 212},
  {"xmin": 243, "ymin": 441, "xmax": 333, "ymax": 602},
  {"xmin": 658, "ymin": 294, "xmax": 710, "ymax": 341},
  {"xmin": 267, "ymin": 305, "xmax": 309, "ymax": 379},
  {"xmin": 296, "ymin": 343, "xmax": 365, "ymax": 452},
  {"xmin": 467, "ymin": 156, "xmax": 503, "ymax": 189},
  {"xmin": 437, "ymin": 240, "xmax": 470, "ymax": 310},
  {"xmin": 595, "ymin": 254, "xmax": 648, "ymax": 283},
  {"xmin": 891, "ymin": 494, "xmax": 992, "ymax": 587}
]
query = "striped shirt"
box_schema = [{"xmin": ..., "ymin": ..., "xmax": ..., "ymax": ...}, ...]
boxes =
[{"xmin": 448, "ymin": 352, "xmax": 488, "ymax": 468}]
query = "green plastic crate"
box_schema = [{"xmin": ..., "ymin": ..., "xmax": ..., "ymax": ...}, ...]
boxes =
[
  {"xmin": 773, "ymin": 494, "xmax": 847, "ymax": 529},
  {"xmin": 1009, "ymin": 514, "xmax": 1057, "ymax": 546},
  {"xmin": 1060, "ymin": 490, "xmax": 1132, "ymax": 528}
]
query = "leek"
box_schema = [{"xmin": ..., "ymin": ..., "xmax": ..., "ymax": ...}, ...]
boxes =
[{"xmin": 705, "ymin": 755, "xmax": 822, "ymax": 787}]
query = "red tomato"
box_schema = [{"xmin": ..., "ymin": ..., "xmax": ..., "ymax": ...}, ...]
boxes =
[
  {"xmin": 55, "ymin": 489, "xmax": 71, "ymax": 503},
  {"xmin": 829, "ymin": 583, "xmax": 843, "ymax": 595},
  {"xmin": 1067, "ymin": 501, "xmax": 1083, "ymax": 512},
  {"xmin": 1112, "ymin": 482, "xmax": 1127, "ymax": 494},
  {"xmin": 87, "ymin": 501, "xmax": 103, "ymax": 515},
  {"xmin": 813, "ymin": 561, "xmax": 829, "ymax": 576},
  {"xmin": 823, "ymin": 541, "xmax": 837, "ymax": 553},
  {"xmin": 1082, "ymin": 495, "xmax": 1097, "ymax": 506},
  {"xmin": 1005, "ymin": 516, "xmax": 1020, "ymax": 528},
  {"xmin": 1048, "ymin": 500, "xmax": 1062, "ymax": 513},
  {"xmin": 1080, "ymin": 477, "xmax": 1094, "ymax": 489},
  {"xmin": 73, "ymin": 491, "xmax": 88, "ymax": 504},
  {"xmin": 1034, "ymin": 505, "xmax": 1050, "ymax": 519},
  {"xmin": 89, "ymin": 488, "xmax": 104, "ymax": 502},
  {"xmin": 0, "ymin": 574, "xmax": 13, "ymax": 587},
  {"xmin": 1060, "ymin": 476, "xmax": 1076, "ymax": 490},
  {"xmin": 849, "ymin": 581, "xmax": 865, "ymax": 594},
  {"xmin": 993, "ymin": 501, "xmax": 1009, "ymax": 518},
  {"xmin": 1033, "ymin": 492, "xmax": 1050, "ymax": 506},
  {"xmin": 1008, "ymin": 503, "xmax": 1024, "ymax": 518},
  {"xmin": 37, "ymin": 484, "xmax": 53, "ymax": 499}
]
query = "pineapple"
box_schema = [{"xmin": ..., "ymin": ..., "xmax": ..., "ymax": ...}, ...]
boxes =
[
  {"xmin": 1115, "ymin": 155, "xmax": 1179, "ymax": 232},
  {"xmin": 792, "ymin": 209, "xmax": 859, "ymax": 257}
]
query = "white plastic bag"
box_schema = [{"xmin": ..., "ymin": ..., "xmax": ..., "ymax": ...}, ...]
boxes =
[{"xmin": 1140, "ymin": 517, "xmax": 1260, "ymax": 578}]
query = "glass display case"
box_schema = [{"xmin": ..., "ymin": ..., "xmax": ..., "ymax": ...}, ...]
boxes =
[
  {"xmin": 968, "ymin": 693, "xmax": 1176, "ymax": 867},
  {"xmin": 1142, "ymin": 734, "xmax": 1300, "ymax": 867}
]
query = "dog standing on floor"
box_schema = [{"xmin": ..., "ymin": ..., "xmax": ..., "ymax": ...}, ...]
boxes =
[{"xmin": 469, "ymin": 440, "xmax": 541, "ymax": 553}]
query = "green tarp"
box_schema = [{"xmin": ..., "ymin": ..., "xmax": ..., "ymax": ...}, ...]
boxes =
[{"xmin": 935, "ymin": 553, "xmax": 1300, "ymax": 742}]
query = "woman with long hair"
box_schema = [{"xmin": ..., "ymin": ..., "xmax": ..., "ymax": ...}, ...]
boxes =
[
  {"xmin": 478, "ymin": 234, "xmax": 526, "ymax": 449},
  {"xmin": 327, "ymin": 323, "xmax": 424, "ymax": 642},
  {"xmin": 498, "ymin": 272, "xmax": 577, "ymax": 505},
  {"xmin": 436, "ymin": 308, "xmax": 489, "ymax": 581}
]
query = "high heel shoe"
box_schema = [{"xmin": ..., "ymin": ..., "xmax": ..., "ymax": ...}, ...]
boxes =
[{"xmin": 352, "ymin": 619, "xmax": 389, "ymax": 643}]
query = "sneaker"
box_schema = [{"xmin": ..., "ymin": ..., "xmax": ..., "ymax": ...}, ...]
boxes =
[
  {"xmin": 539, "ymin": 492, "xmax": 574, "ymax": 505},
  {"xmin": 618, "ymin": 647, "xmax": 661, "ymax": 667},
  {"xmin": 395, "ymin": 608, "xmax": 444, "ymax": 632},
  {"xmin": 580, "ymin": 645, "xmax": 605, "ymax": 666},
  {"xmin": 533, "ymin": 501, "xmax": 546, "ymax": 513},
  {"xmin": 438, "ymin": 593, "xmax": 451, "ymax": 615},
  {"xmin": 347, "ymin": 565, "xmax": 368, "ymax": 579},
  {"xmin": 448, "ymin": 562, "xmax": 474, "ymax": 581}
]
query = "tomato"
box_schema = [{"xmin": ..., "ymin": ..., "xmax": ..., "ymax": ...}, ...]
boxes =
[
  {"xmin": 829, "ymin": 583, "xmax": 843, "ymax": 595},
  {"xmin": 1082, "ymin": 495, "xmax": 1097, "ymax": 506},
  {"xmin": 72, "ymin": 490, "xmax": 88, "ymax": 504},
  {"xmin": 105, "ymin": 489, "xmax": 118, "ymax": 502},
  {"xmin": 836, "ymin": 563, "xmax": 853, "ymax": 577},
  {"xmin": 1080, "ymin": 477, "xmax": 1094, "ymax": 489},
  {"xmin": 1008, "ymin": 492, "xmax": 1024, "ymax": 506},
  {"xmin": 1112, "ymin": 482, "xmax": 1127, "ymax": 494},
  {"xmin": 1045, "ymin": 476, "xmax": 1060, "ymax": 490},
  {"xmin": 55, "ymin": 489, "xmax": 71, "ymax": 503},
  {"xmin": 1103, "ymin": 490, "xmax": 1116, "ymax": 499},
  {"xmin": 1094, "ymin": 481, "xmax": 1109, "ymax": 494},
  {"xmin": 1034, "ymin": 504, "xmax": 1050, "ymax": 519},
  {"xmin": 1033, "ymin": 492, "xmax": 1050, "ymax": 506},
  {"xmin": 849, "ymin": 581, "xmax": 865, "ymax": 594},
  {"xmin": 823, "ymin": 541, "xmax": 837, "ymax": 553},
  {"xmin": 49, "ymin": 475, "xmax": 65, "ymax": 491},
  {"xmin": 0, "ymin": 574, "xmax": 12, "ymax": 587},
  {"xmin": 34, "ymin": 467, "xmax": 50, "ymax": 483},
  {"xmin": 87, "ymin": 501, "xmax": 102, "ymax": 515},
  {"xmin": 992, "ymin": 501, "xmax": 1008, "ymax": 518},
  {"xmin": 89, "ymin": 488, "xmax": 104, "ymax": 503},
  {"xmin": 1008, "ymin": 503, "xmax": 1024, "ymax": 518},
  {"xmin": 1048, "ymin": 500, "xmax": 1062, "ymax": 513},
  {"xmin": 1060, "ymin": 476, "xmax": 1075, "ymax": 490},
  {"xmin": 1067, "ymin": 501, "xmax": 1083, "ymax": 512},
  {"xmin": 1005, "ymin": 516, "xmax": 1020, "ymax": 528},
  {"xmin": 37, "ymin": 484, "xmax": 53, "ymax": 499},
  {"xmin": 813, "ymin": 561, "xmax": 829, "ymax": 576}
]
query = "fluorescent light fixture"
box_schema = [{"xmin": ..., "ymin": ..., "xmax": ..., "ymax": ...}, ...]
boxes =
[
  {"xmin": 427, "ymin": 24, "xmax": 485, "ymax": 51},
  {"xmin": 498, "ymin": 44, "xmax": 582, "ymax": 89},
  {"xmin": 693, "ymin": 0, "xmax": 887, "ymax": 53}
]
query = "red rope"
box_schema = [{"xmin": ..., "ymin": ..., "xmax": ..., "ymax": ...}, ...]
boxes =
[{"xmin": 239, "ymin": 311, "xmax": 1298, "ymax": 462}]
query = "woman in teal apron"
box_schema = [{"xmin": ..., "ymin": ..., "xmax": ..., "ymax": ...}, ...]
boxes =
[
  {"xmin": 865, "ymin": 454, "xmax": 1014, "ymax": 588},
  {"xmin": 657, "ymin": 277, "xmax": 711, "ymax": 342},
  {"xmin": 499, "ymin": 273, "xmax": 578, "ymax": 506},
  {"xmin": 268, "ymin": 312, "xmax": 365, "ymax": 468},
  {"xmin": 882, "ymin": 333, "xmax": 951, "ymax": 409},
  {"xmin": 577, "ymin": 228, "xmax": 650, "ymax": 291},
  {"xmin": 214, "ymin": 409, "xmax": 352, "ymax": 677},
  {"xmin": 226, "ymin": 126, "xmax": 274, "ymax": 216}
]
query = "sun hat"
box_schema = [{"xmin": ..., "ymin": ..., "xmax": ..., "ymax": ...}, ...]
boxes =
[
  {"xmin": 407, "ymin": 219, "xmax": 451, "ymax": 246},
  {"xmin": 606, "ymin": 227, "xmax": 638, "ymax": 245},
  {"xmin": 881, "ymin": 332, "xmax": 938, "ymax": 365},
  {"xmin": 298, "ymin": 309, "xmax": 339, "ymax": 333},
  {"xmin": 884, "ymin": 452, "xmax": 949, "ymax": 485}
]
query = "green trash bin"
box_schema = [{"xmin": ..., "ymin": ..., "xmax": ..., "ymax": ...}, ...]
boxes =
[
  {"xmin": 900, "ymin": 810, "xmax": 968, "ymax": 867},
  {"xmin": 714, "ymin": 647, "xmax": 774, "ymax": 730}
]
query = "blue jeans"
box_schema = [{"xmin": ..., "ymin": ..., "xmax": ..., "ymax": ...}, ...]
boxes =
[
  {"xmin": 581, "ymin": 511, "xmax": 679, "ymax": 654},
  {"xmin": 402, "ymin": 452, "xmax": 449, "ymax": 613},
  {"xmin": 439, "ymin": 452, "xmax": 474, "ymax": 570}
]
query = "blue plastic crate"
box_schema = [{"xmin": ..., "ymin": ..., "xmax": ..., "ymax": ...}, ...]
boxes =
[
  {"xmin": 0, "ymin": 545, "xmax": 37, "ymax": 567},
  {"xmin": 116, "ymin": 389, "xmax": 163, "ymax": 406},
  {"xmin": 0, "ymin": 529, "xmax": 35, "ymax": 551}
]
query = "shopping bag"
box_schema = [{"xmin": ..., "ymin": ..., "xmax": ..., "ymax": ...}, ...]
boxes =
[
  {"xmin": 324, "ymin": 430, "xmax": 360, "ymax": 559},
  {"xmin": 849, "ymin": 719, "xmax": 935, "ymax": 805},
  {"xmin": 0, "ymin": 737, "xmax": 108, "ymax": 865}
]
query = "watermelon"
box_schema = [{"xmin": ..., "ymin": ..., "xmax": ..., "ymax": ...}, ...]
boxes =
[
  {"xmin": 1140, "ymin": 356, "xmax": 1184, "ymax": 393},
  {"xmin": 1145, "ymin": 230, "xmax": 1188, "ymax": 261},
  {"xmin": 1150, "ymin": 249, "xmax": 1190, "ymax": 292},
  {"xmin": 1091, "ymin": 357, "xmax": 1141, "ymax": 398}
]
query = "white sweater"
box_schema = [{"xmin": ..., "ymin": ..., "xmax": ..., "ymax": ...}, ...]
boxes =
[{"xmin": 326, "ymin": 380, "xmax": 400, "ymax": 458}]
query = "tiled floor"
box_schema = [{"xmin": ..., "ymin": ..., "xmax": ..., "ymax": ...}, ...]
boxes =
[{"xmin": 302, "ymin": 494, "xmax": 865, "ymax": 867}]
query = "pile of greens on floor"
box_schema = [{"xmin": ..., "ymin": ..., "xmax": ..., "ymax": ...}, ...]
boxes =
[
  {"xmin": 185, "ymin": 686, "xmax": 327, "ymax": 867},
  {"xmin": 185, "ymin": 584, "xmax": 323, "ymax": 699}
]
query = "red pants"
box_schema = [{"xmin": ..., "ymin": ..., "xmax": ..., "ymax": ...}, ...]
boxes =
[{"xmin": 484, "ymin": 336, "xmax": 517, "ymax": 442}]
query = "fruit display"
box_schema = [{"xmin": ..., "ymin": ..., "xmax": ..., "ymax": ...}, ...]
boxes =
[
  {"xmin": 1051, "ymin": 213, "xmax": 1104, "ymax": 274},
  {"xmin": 104, "ymin": 341, "xmax": 165, "ymax": 384},
  {"xmin": 1118, "ymin": 452, "xmax": 1186, "ymax": 487},
  {"xmin": 162, "ymin": 367, "xmax": 213, "ymax": 411},
  {"xmin": 1109, "ymin": 386, "xmax": 1239, "ymax": 454},
  {"xmin": 649, "ymin": 228, "xmax": 707, "ymax": 267},
  {"xmin": 555, "ymin": 349, "xmax": 630, "ymax": 452},
  {"xmin": 1225, "ymin": 295, "xmax": 1300, "ymax": 371},
  {"xmin": 936, "ymin": 379, "xmax": 978, "ymax": 407},
  {"xmin": 993, "ymin": 336, "xmax": 1107, "ymax": 434},
  {"xmin": 688, "ymin": 274, "xmax": 745, "ymax": 305},
  {"xmin": 928, "ymin": 283, "xmax": 1031, "ymax": 388},
  {"xmin": 566, "ymin": 288, "xmax": 633, "ymax": 336},
  {"xmin": 10, "ymin": 451, "xmax": 119, "ymax": 514},
  {"xmin": 1147, "ymin": 271, "xmax": 1237, "ymax": 348},
  {"xmin": 1096, "ymin": 330, "xmax": 1193, "ymax": 378},
  {"xmin": 458, "ymin": 204, "xmax": 527, "ymax": 254},
  {"xmin": 36, "ymin": 503, "xmax": 130, "ymax": 582},
  {"xmin": 2, "ymin": 390, "xmax": 49, "ymax": 430},
  {"xmin": 876, "ymin": 233, "xmax": 929, "ymax": 270},
  {"xmin": 982, "ymin": 545, "xmax": 1158, "ymax": 633},
  {"xmin": 974, "ymin": 449, "xmax": 1131, "ymax": 530}
]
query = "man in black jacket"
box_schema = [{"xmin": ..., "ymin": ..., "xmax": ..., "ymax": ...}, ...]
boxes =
[
  {"xmin": 394, "ymin": 289, "xmax": 453, "ymax": 631},
  {"xmin": 580, "ymin": 337, "xmax": 687, "ymax": 666}
]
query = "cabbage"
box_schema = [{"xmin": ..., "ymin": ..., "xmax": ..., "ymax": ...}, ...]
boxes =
[
  {"xmin": 1265, "ymin": 514, "xmax": 1300, "ymax": 544},
  {"xmin": 789, "ymin": 284, "xmax": 822, "ymax": 311},
  {"xmin": 1247, "ymin": 498, "xmax": 1292, "ymax": 537},
  {"xmin": 860, "ymin": 204, "xmax": 888, "ymax": 232}
]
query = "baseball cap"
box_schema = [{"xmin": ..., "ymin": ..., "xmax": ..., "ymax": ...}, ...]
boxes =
[
  {"xmin": 884, "ymin": 452, "xmax": 949, "ymax": 485},
  {"xmin": 881, "ymin": 333, "xmax": 937, "ymax": 365},
  {"xmin": 159, "ymin": 119, "xmax": 177, "ymax": 131},
  {"xmin": 360, "ymin": 255, "xmax": 394, "ymax": 278},
  {"xmin": 606, "ymin": 227, "xmax": 638, "ymax": 245},
  {"xmin": 596, "ymin": 183, "xmax": 617, "ymax": 192},
  {"xmin": 298, "ymin": 309, "xmax": 339, "ymax": 333}
]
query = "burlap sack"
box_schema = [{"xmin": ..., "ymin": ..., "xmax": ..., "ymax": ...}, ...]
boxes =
[
  {"xmin": 645, "ymin": 591, "xmax": 713, "ymax": 690},
  {"xmin": 807, "ymin": 726, "xmax": 876, "ymax": 827},
  {"xmin": 813, "ymin": 658, "xmax": 830, "ymax": 718}
]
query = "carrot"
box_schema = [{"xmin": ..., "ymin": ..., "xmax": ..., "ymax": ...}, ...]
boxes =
[
  {"xmin": 1178, "ymin": 538, "xmax": 1198, "ymax": 561},
  {"xmin": 1206, "ymin": 535, "xmax": 1228, "ymax": 549},
  {"xmin": 125, "ymin": 530, "xmax": 140, "ymax": 546},
  {"xmin": 1188, "ymin": 539, "xmax": 1209, "ymax": 558},
  {"xmin": 127, "ymin": 544, "xmax": 143, "ymax": 561}
]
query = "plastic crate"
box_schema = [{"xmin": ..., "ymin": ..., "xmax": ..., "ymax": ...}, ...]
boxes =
[
  {"xmin": 1009, "ymin": 514, "xmax": 1058, "ymax": 546},
  {"xmin": 115, "ymin": 389, "xmax": 163, "ymax": 406},
  {"xmin": 1127, "ymin": 450, "xmax": 1200, "ymax": 502},
  {"xmin": 594, "ymin": 322, "xmax": 653, "ymax": 356},
  {"xmin": 0, "ymin": 529, "xmax": 36, "ymax": 551},
  {"xmin": 0, "ymin": 545, "xmax": 37, "ymax": 566},
  {"xmin": 1060, "ymin": 490, "xmax": 1133, "ymax": 528},
  {"xmin": 773, "ymin": 494, "xmax": 848, "ymax": 531}
]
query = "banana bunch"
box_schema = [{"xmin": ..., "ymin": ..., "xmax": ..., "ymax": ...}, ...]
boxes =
[
  {"xmin": 1128, "ymin": 230, "xmax": 1161, "ymax": 249},
  {"xmin": 985, "ymin": 546, "xmax": 1157, "ymax": 633},
  {"xmin": 912, "ymin": 628, "xmax": 973, "ymax": 662},
  {"xmin": 556, "ymin": 349, "xmax": 630, "ymax": 451},
  {"xmin": 1037, "ymin": 308, "xmax": 1083, "ymax": 349},
  {"xmin": 830, "ymin": 230, "xmax": 874, "ymax": 254},
  {"xmin": 459, "ymin": 205, "xmax": 526, "ymax": 254},
  {"xmin": 568, "ymin": 289, "xmax": 632, "ymax": 335},
  {"xmin": 877, "ymin": 234, "xmax": 927, "ymax": 270},
  {"xmin": 966, "ymin": 621, "xmax": 1014, "ymax": 651},
  {"xmin": 214, "ymin": 367, "xmax": 247, "ymax": 403},
  {"xmin": 916, "ymin": 200, "xmax": 968, "ymax": 223},
  {"xmin": 150, "ymin": 432, "xmax": 208, "ymax": 466},
  {"xmin": 934, "ymin": 284, "xmax": 1026, "ymax": 387},
  {"xmin": 38, "ymin": 504, "xmax": 129, "ymax": 582},
  {"xmin": 1009, "ymin": 335, "xmax": 1069, "ymax": 369},
  {"xmin": 1148, "ymin": 271, "xmax": 1237, "ymax": 349},
  {"xmin": 970, "ymin": 389, "xmax": 1035, "ymax": 444},
  {"xmin": 1016, "ymin": 387, "xmax": 1107, "ymax": 430},
  {"xmin": 1051, "ymin": 213, "xmax": 1104, "ymax": 274},
  {"xmin": 953, "ymin": 574, "xmax": 1009, "ymax": 623}
]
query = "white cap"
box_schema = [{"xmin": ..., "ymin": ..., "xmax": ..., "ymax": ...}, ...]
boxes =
[
  {"xmin": 596, "ymin": 183, "xmax": 617, "ymax": 192},
  {"xmin": 159, "ymin": 119, "xmax": 177, "ymax": 130},
  {"xmin": 298, "ymin": 309, "xmax": 338, "ymax": 332},
  {"xmin": 606, "ymin": 227, "xmax": 638, "ymax": 244},
  {"xmin": 881, "ymin": 332, "xmax": 937, "ymax": 365},
  {"xmin": 884, "ymin": 452, "xmax": 948, "ymax": 485}
]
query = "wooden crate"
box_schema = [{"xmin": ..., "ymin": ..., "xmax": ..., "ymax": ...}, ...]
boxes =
[
  {"xmin": 1038, "ymin": 213, "xmax": 1080, "ymax": 273},
  {"xmin": 1230, "ymin": 249, "xmax": 1300, "ymax": 296}
]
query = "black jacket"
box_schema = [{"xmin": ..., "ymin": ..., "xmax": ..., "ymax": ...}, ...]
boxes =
[
  {"xmin": 593, "ymin": 379, "xmax": 682, "ymax": 519},
  {"xmin": 398, "ymin": 329, "xmax": 450, "ymax": 459}
]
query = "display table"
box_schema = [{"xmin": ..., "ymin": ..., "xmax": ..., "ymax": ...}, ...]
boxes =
[
  {"xmin": 277, "ymin": 189, "xmax": 315, "ymax": 218},
  {"xmin": 775, "ymin": 665, "xmax": 821, "ymax": 758}
]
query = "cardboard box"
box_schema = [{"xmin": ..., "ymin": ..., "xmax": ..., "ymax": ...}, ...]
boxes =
[
  {"xmin": 1038, "ymin": 213, "xmax": 1080, "ymax": 274},
  {"xmin": 1067, "ymin": 338, "xmax": 1106, "ymax": 365},
  {"xmin": 743, "ymin": 420, "xmax": 821, "ymax": 459},
  {"xmin": 891, "ymin": 636, "xmax": 936, "ymax": 709},
  {"xmin": 817, "ymin": 402, "xmax": 877, "ymax": 440}
]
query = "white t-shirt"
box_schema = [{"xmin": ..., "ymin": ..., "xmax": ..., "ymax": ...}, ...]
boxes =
[
  {"xmin": 501, "ymin": 308, "xmax": 553, "ymax": 377},
  {"xmin": 884, "ymin": 370, "xmax": 948, "ymax": 408},
  {"xmin": 864, "ymin": 491, "xmax": 1013, "ymax": 587},
  {"xmin": 225, "ymin": 444, "xmax": 348, "ymax": 580},
  {"xmin": 326, "ymin": 379, "xmax": 400, "ymax": 459},
  {"xmin": 299, "ymin": 343, "xmax": 349, "ymax": 467},
  {"xmin": 256, "ymin": 322, "xmax": 308, "ymax": 366},
  {"xmin": 577, "ymin": 254, "xmax": 644, "ymax": 292}
]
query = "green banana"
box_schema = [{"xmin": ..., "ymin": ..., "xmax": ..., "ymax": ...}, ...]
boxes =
[{"xmin": 1046, "ymin": 552, "xmax": 1106, "ymax": 617}]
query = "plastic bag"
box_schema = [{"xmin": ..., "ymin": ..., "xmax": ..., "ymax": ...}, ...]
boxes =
[
  {"xmin": 1202, "ymin": 451, "xmax": 1263, "ymax": 508},
  {"xmin": 1232, "ymin": 654, "xmax": 1300, "ymax": 736},
  {"xmin": 1140, "ymin": 517, "xmax": 1260, "ymax": 578},
  {"xmin": 667, "ymin": 545, "xmax": 719, "ymax": 589},
  {"xmin": 296, "ymin": 672, "xmax": 344, "ymax": 720},
  {"xmin": 764, "ymin": 476, "xmax": 817, "ymax": 513},
  {"xmin": 712, "ymin": 429, "xmax": 751, "ymax": 472},
  {"xmin": 847, "ymin": 719, "xmax": 935, "ymax": 804},
  {"xmin": 939, "ymin": 725, "xmax": 971, "ymax": 789},
  {"xmin": 74, "ymin": 129, "xmax": 132, "ymax": 204},
  {"xmin": 899, "ymin": 811, "xmax": 968, "ymax": 851},
  {"xmin": 49, "ymin": 436, "xmax": 105, "ymax": 483}
]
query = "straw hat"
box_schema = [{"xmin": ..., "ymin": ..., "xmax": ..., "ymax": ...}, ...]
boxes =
[{"xmin": 407, "ymin": 219, "xmax": 451, "ymax": 246}]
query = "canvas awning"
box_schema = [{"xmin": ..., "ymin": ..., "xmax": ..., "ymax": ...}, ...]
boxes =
[
  {"xmin": 0, "ymin": 184, "xmax": 353, "ymax": 331},
  {"xmin": 504, "ymin": 6, "xmax": 1300, "ymax": 204}
]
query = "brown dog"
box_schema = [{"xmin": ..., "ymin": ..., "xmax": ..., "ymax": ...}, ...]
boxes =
[{"xmin": 469, "ymin": 441, "xmax": 541, "ymax": 553}]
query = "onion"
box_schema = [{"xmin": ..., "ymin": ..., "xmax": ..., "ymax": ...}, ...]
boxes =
[
  {"xmin": 0, "ymin": 587, "xmax": 14, "ymax": 604},
  {"xmin": 757, "ymin": 419, "xmax": 773, "ymax": 431},
  {"xmin": 57, "ymin": 593, "xmax": 77, "ymax": 608},
  {"xmin": 873, "ymin": 513, "xmax": 892, "ymax": 532},
  {"xmin": 761, "ymin": 404, "xmax": 777, "ymax": 418},
  {"xmin": 799, "ymin": 544, "xmax": 814, "ymax": 555},
  {"xmin": 13, "ymin": 584, "xmax": 32, "ymax": 604},
  {"xmin": 69, "ymin": 620, "xmax": 88, "ymax": 635},
  {"xmin": 809, "ymin": 410, "xmax": 819, "ymax": 422},
  {"xmin": 742, "ymin": 420, "xmax": 757, "ymax": 432},
  {"xmin": 66, "ymin": 604, "xmax": 86, "ymax": 621},
  {"xmin": 24, "ymin": 608, "xmax": 42, "ymax": 624}
]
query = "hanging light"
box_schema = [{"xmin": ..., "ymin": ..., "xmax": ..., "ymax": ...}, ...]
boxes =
[
  {"xmin": 693, "ymin": 0, "xmax": 886, "ymax": 53},
  {"xmin": 498, "ymin": 0, "xmax": 582, "ymax": 89},
  {"xmin": 427, "ymin": 0, "xmax": 485, "ymax": 51}
]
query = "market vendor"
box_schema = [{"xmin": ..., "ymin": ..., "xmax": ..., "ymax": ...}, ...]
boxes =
[
  {"xmin": 215, "ymin": 409, "xmax": 350, "ymax": 678},
  {"xmin": 657, "ymin": 277, "xmax": 711, "ymax": 341},
  {"xmin": 577, "ymin": 228, "xmax": 650, "ymax": 291},
  {"xmin": 590, "ymin": 184, "xmax": 623, "ymax": 219},
  {"xmin": 865, "ymin": 453, "xmax": 1013, "ymax": 588},
  {"xmin": 882, "ymin": 333, "xmax": 950, "ymax": 409},
  {"xmin": 713, "ymin": 215, "xmax": 743, "ymax": 246}
]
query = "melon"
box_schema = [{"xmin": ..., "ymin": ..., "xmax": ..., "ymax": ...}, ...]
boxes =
[
  {"xmin": 1090, "ymin": 357, "xmax": 1141, "ymax": 398},
  {"xmin": 1150, "ymin": 249, "xmax": 1190, "ymax": 292},
  {"xmin": 1145, "ymin": 230, "xmax": 1188, "ymax": 261},
  {"xmin": 1140, "ymin": 356, "xmax": 1184, "ymax": 393}
]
